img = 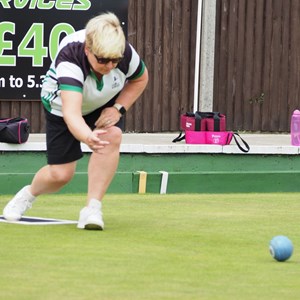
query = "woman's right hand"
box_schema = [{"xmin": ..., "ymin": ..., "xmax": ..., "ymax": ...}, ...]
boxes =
[{"xmin": 86, "ymin": 129, "xmax": 110, "ymax": 153}]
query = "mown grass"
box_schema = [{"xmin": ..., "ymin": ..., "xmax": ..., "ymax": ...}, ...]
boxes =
[{"xmin": 0, "ymin": 193, "xmax": 300, "ymax": 300}]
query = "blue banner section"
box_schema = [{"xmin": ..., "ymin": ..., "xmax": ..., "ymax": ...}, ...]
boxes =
[{"xmin": 0, "ymin": 0, "xmax": 128, "ymax": 99}]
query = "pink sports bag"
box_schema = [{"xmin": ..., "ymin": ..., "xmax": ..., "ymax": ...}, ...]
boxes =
[{"xmin": 173, "ymin": 112, "xmax": 250, "ymax": 153}]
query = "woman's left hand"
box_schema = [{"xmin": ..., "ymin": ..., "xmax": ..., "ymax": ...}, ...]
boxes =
[{"xmin": 95, "ymin": 107, "xmax": 121, "ymax": 129}]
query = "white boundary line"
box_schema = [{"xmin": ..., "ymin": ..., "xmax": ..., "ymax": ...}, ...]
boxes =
[{"xmin": 0, "ymin": 215, "xmax": 77, "ymax": 225}]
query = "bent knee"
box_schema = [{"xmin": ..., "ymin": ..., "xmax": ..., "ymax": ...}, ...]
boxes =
[
  {"xmin": 49, "ymin": 166, "xmax": 75, "ymax": 185},
  {"xmin": 106, "ymin": 126, "xmax": 122, "ymax": 145}
]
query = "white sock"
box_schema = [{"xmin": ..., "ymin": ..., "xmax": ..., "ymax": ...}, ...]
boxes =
[
  {"xmin": 23, "ymin": 185, "xmax": 36, "ymax": 202},
  {"xmin": 88, "ymin": 198, "xmax": 102, "ymax": 210}
]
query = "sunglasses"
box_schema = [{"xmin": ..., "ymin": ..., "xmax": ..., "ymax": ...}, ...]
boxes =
[{"xmin": 93, "ymin": 54, "xmax": 123, "ymax": 64}]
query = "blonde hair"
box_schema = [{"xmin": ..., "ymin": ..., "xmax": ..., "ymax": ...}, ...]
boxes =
[{"xmin": 85, "ymin": 12, "xmax": 125, "ymax": 58}]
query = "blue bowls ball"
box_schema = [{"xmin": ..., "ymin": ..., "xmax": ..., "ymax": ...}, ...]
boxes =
[{"xmin": 269, "ymin": 236, "xmax": 293, "ymax": 262}]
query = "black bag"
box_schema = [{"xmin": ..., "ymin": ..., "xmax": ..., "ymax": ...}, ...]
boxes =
[{"xmin": 0, "ymin": 117, "xmax": 30, "ymax": 144}]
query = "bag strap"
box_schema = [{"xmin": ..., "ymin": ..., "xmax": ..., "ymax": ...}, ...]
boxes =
[
  {"xmin": 172, "ymin": 131, "xmax": 185, "ymax": 143},
  {"xmin": 232, "ymin": 132, "xmax": 250, "ymax": 153}
]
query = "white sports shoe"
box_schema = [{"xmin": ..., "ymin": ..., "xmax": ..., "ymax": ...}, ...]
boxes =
[
  {"xmin": 77, "ymin": 199, "xmax": 104, "ymax": 230},
  {"xmin": 3, "ymin": 185, "xmax": 36, "ymax": 221}
]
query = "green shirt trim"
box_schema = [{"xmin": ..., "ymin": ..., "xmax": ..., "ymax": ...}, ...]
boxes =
[
  {"xmin": 90, "ymin": 70, "xmax": 104, "ymax": 91},
  {"xmin": 60, "ymin": 84, "xmax": 83, "ymax": 93},
  {"xmin": 130, "ymin": 61, "xmax": 146, "ymax": 80}
]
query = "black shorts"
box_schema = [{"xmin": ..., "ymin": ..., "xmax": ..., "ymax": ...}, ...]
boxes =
[{"xmin": 45, "ymin": 105, "xmax": 124, "ymax": 165}]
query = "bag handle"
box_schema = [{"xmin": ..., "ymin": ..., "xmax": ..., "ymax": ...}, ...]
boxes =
[
  {"xmin": 213, "ymin": 112, "xmax": 220, "ymax": 131},
  {"xmin": 232, "ymin": 132, "xmax": 250, "ymax": 153},
  {"xmin": 194, "ymin": 112, "xmax": 202, "ymax": 131},
  {"xmin": 195, "ymin": 111, "xmax": 222, "ymax": 131}
]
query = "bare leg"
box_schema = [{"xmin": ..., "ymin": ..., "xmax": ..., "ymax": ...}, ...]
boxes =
[
  {"xmin": 77, "ymin": 126, "xmax": 122, "ymax": 229},
  {"xmin": 86, "ymin": 126, "xmax": 122, "ymax": 204},
  {"xmin": 3, "ymin": 162, "xmax": 77, "ymax": 221},
  {"xmin": 30, "ymin": 162, "xmax": 77, "ymax": 196}
]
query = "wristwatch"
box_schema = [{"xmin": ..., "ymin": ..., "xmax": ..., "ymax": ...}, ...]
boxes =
[{"xmin": 113, "ymin": 103, "xmax": 126, "ymax": 115}]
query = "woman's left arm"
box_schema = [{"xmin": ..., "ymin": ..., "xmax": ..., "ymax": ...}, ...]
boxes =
[{"xmin": 115, "ymin": 67, "xmax": 149, "ymax": 110}]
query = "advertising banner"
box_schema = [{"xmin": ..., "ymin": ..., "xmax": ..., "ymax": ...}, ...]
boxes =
[{"xmin": 0, "ymin": 0, "xmax": 128, "ymax": 100}]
